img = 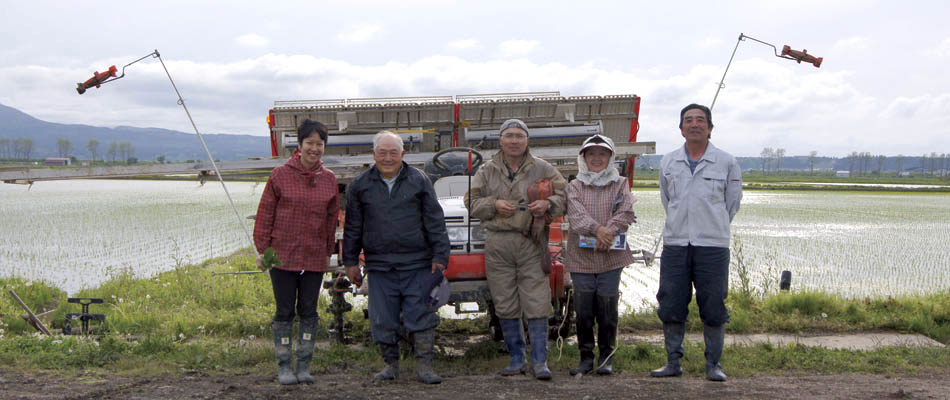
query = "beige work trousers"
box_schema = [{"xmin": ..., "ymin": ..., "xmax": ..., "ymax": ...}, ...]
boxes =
[{"xmin": 485, "ymin": 230, "xmax": 552, "ymax": 320}]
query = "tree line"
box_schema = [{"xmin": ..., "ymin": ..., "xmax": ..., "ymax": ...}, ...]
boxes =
[
  {"xmin": 759, "ymin": 147, "xmax": 787, "ymax": 174},
  {"xmin": 839, "ymin": 151, "xmax": 948, "ymax": 177},
  {"xmin": 0, "ymin": 138, "xmax": 35, "ymax": 159},
  {"xmin": 756, "ymin": 147, "xmax": 950, "ymax": 177},
  {"xmin": 0, "ymin": 137, "xmax": 136, "ymax": 164}
]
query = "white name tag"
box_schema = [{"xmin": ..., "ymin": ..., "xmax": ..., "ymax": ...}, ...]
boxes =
[
  {"xmin": 281, "ymin": 337, "xmax": 290, "ymax": 345},
  {"xmin": 303, "ymin": 333, "xmax": 312, "ymax": 340}
]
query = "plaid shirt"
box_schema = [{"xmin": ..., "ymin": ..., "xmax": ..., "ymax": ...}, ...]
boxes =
[
  {"xmin": 253, "ymin": 154, "xmax": 339, "ymax": 272},
  {"xmin": 564, "ymin": 178, "xmax": 637, "ymax": 274}
]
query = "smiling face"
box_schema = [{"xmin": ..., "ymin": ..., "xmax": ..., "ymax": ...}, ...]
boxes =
[
  {"xmin": 299, "ymin": 134, "xmax": 325, "ymax": 169},
  {"xmin": 680, "ymin": 108, "xmax": 712, "ymax": 145},
  {"xmin": 373, "ymin": 134, "xmax": 405, "ymax": 179},
  {"xmin": 499, "ymin": 127, "xmax": 528, "ymax": 160},
  {"xmin": 583, "ymin": 146, "xmax": 612, "ymax": 173}
]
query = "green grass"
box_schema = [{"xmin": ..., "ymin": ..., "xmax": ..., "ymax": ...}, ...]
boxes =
[
  {"xmin": 0, "ymin": 277, "xmax": 66, "ymax": 334},
  {"xmin": 0, "ymin": 250, "xmax": 369, "ymax": 340},
  {"xmin": 619, "ymin": 290, "xmax": 950, "ymax": 345},
  {"xmin": 1, "ymin": 249, "xmax": 948, "ymax": 377}
]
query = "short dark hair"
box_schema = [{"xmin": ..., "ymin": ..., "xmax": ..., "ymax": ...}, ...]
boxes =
[
  {"xmin": 678, "ymin": 104, "xmax": 713, "ymax": 130},
  {"xmin": 297, "ymin": 119, "xmax": 328, "ymax": 144}
]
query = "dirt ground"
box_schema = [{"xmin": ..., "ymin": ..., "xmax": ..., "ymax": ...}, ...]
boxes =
[
  {"xmin": 1, "ymin": 332, "xmax": 946, "ymax": 400},
  {"xmin": 2, "ymin": 368, "xmax": 948, "ymax": 400}
]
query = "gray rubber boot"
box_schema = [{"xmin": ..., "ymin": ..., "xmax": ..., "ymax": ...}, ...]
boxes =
[
  {"xmin": 569, "ymin": 291, "xmax": 595, "ymax": 376},
  {"xmin": 272, "ymin": 320, "xmax": 298, "ymax": 385},
  {"xmin": 413, "ymin": 329, "xmax": 442, "ymax": 384},
  {"xmin": 527, "ymin": 318, "xmax": 552, "ymax": 380},
  {"xmin": 704, "ymin": 324, "xmax": 727, "ymax": 382},
  {"xmin": 595, "ymin": 294, "xmax": 619, "ymax": 375},
  {"xmin": 499, "ymin": 318, "xmax": 527, "ymax": 376},
  {"xmin": 374, "ymin": 343, "xmax": 400, "ymax": 381},
  {"xmin": 650, "ymin": 322, "xmax": 685, "ymax": 378},
  {"xmin": 295, "ymin": 317, "xmax": 318, "ymax": 384}
]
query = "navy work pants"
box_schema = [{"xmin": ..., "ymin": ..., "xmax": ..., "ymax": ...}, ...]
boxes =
[
  {"xmin": 656, "ymin": 245, "xmax": 730, "ymax": 326},
  {"xmin": 368, "ymin": 266, "xmax": 441, "ymax": 345}
]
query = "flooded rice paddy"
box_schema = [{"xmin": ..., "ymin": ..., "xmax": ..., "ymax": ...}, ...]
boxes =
[{"xmin": 1, "ymin": 181, "xmax": 948, "ymax": 311}]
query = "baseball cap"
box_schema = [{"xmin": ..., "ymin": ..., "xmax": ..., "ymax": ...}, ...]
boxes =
[{"xmin": 579, "ymin": 134, "xmax": 615, "ymax": 154}]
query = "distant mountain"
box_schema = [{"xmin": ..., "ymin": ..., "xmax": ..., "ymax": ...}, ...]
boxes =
[
  {"xmin": 0, "ymin": 103, "xmax": 269, "ymax": 161},
  {"xmin": 3, "ymin": 103, "xmax": 944, "ymax": 174}
]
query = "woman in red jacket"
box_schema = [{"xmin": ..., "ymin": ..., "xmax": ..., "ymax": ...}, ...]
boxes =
[{"xmin": 253, "ymin": 119, "xmax": 339, "ymax": 385}]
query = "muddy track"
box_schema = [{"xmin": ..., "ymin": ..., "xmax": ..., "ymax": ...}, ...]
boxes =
[{"xmin": 1, "ymin": 369, "xmax": 947, "ymax": 400}]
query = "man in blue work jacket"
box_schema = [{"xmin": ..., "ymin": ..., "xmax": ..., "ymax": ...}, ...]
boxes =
[
  {"xmin": 651, "ymin": 104, "xmax": 742, "ymax": 382},
  {"xmin": 344, "ymin": 131, "xmax": 451, "ymax": 384}
]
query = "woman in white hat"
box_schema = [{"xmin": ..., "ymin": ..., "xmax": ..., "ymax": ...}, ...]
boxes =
[{"xmin": 565, "ymin": 134, "xmax": 637, "ymax": 375}]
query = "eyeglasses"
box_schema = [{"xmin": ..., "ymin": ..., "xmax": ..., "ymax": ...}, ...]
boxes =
[{"xmin": 501, "ymin": 132, "xmax": 527, "ymax": 139}]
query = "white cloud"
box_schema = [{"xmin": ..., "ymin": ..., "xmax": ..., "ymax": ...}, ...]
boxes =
[
  {"xmin": 447, "ymin": 39, "xmax": 478, "ymax": 49},
  {"xmin": 698, "ymin": 37, "xmax": 722, "ymax": 48},
  {"xmin": 2, "ymin": 53, "xmax": 945, "ymax": 157},
  {"xmin": 336, "ymin": 24, "xmax": 383, "ymax": 43},
  {"xmin": 883, "ymin": 94, "xmax": 950, "ymax": 119},
  {"xmin": 925, "ymin": 38, "xmax": 950, "ymax": 56},
  {"xmin": 498, "ymin": 40, "xmax": 540, "ymax": 58},
  {"xmin": 833, "ymin": 36, "xmax": 871, "ymax": 50},
  {"xmin": 234, "ymin": 33, "xmax": 269, "ymax": 48}
]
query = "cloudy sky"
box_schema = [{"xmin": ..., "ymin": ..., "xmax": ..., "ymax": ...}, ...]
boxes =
[{"xmin": 1, "ymin": 0, "xmax": 948, "ymax": 157}]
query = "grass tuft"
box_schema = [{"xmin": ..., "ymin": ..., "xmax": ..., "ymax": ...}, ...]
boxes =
[{"xmin": 1, "ymin": 249, "xmax": 948, "ymax": 378}]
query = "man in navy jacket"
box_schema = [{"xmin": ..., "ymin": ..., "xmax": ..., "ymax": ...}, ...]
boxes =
[{"xmin": 344, "ymin": 131, "xmax": 450, "ymax": 384}]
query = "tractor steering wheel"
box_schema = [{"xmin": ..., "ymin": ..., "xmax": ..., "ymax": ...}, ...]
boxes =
[{"xmin": 431, "ymin": 147, "xmax": 484, "ymax": 173}]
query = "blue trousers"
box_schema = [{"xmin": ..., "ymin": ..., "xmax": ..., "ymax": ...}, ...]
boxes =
[
  {"xmin": 656, "ymin": 245, "xmax": 730, "ymax": 326},
  {"xmin": 368, "ymin": 267, "xmax": 441, "ymax": 345}
]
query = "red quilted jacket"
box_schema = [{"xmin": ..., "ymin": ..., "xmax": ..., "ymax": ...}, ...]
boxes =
[{"xmin": 253, "ymin": 153, "xmax": 339, "ymax": 272}]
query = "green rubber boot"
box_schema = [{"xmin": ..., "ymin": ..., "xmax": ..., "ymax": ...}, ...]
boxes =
[
  {"xmin": 374, "ymin": 343, "xmax": 400, "ymax": 381},
  {"xmin": 704, "ymin": 324, "xmax": 728, "ymax": 382},
  {"xmin": 272, "ymin": 320, "xmax": 298, "ymax": 385},
  {"xmin": 569, "ymin": 291, "xmax": 595, "ymax": 376},
  {"xmin": 650, "ymin": 322, "xmax": 685, "ymax": 378},
  {"xmin": 413, "ymin": 329, "xmax": 442, "ymax": 384},
  {"xmin": 295, "ymin": 317, "xmax": 318, "ymax": 384}
]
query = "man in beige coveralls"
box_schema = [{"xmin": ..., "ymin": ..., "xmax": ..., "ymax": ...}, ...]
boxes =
[{"xmin": 465, "ymin": 119, "xmax": 567, "ymax": 380}]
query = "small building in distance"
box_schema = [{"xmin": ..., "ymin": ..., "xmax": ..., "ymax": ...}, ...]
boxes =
[
  {"xmin": 44, "ymin": 157, "xmax": 71, "ymax": 166},
  {"xmin": 835, "ymin": 170, "xmax": 850, "ymax": 178}
]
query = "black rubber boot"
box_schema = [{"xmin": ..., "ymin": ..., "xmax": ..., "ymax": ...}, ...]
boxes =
[
  {"xmin": 704, "ymin": 324, "xmax": 727, "ymax": 382},
  {"xmin": 374, "ymin": 343, "xmax": 400, "ymax": 381},
  {"xmin": 295, "ymin": 317, "xmax": 318, "ymax": 384},
  {"xmin": 272, "ymin": 320, "xmax": 298, "ymax": 385},
  {"xmin": 570, "ymin": 291, "xmax": 596, "ymax": 376},
  {"xmin": 595, "ymin": 294, "xmax": 619, "ymax": 375},
  {"xmin": 527, "ymin": 318, "xmax": 552, "ymax": 380},
  {"xmin": 650, "ymin": 322, "xmax": 685, "ymax": 378},
  {"xmin": 413, "ymin": 329, "xmax": 442, "ymax": 384},
  {"xmin": 499, "ymin": 318, "xmax": 527, "ymax": 376}
]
